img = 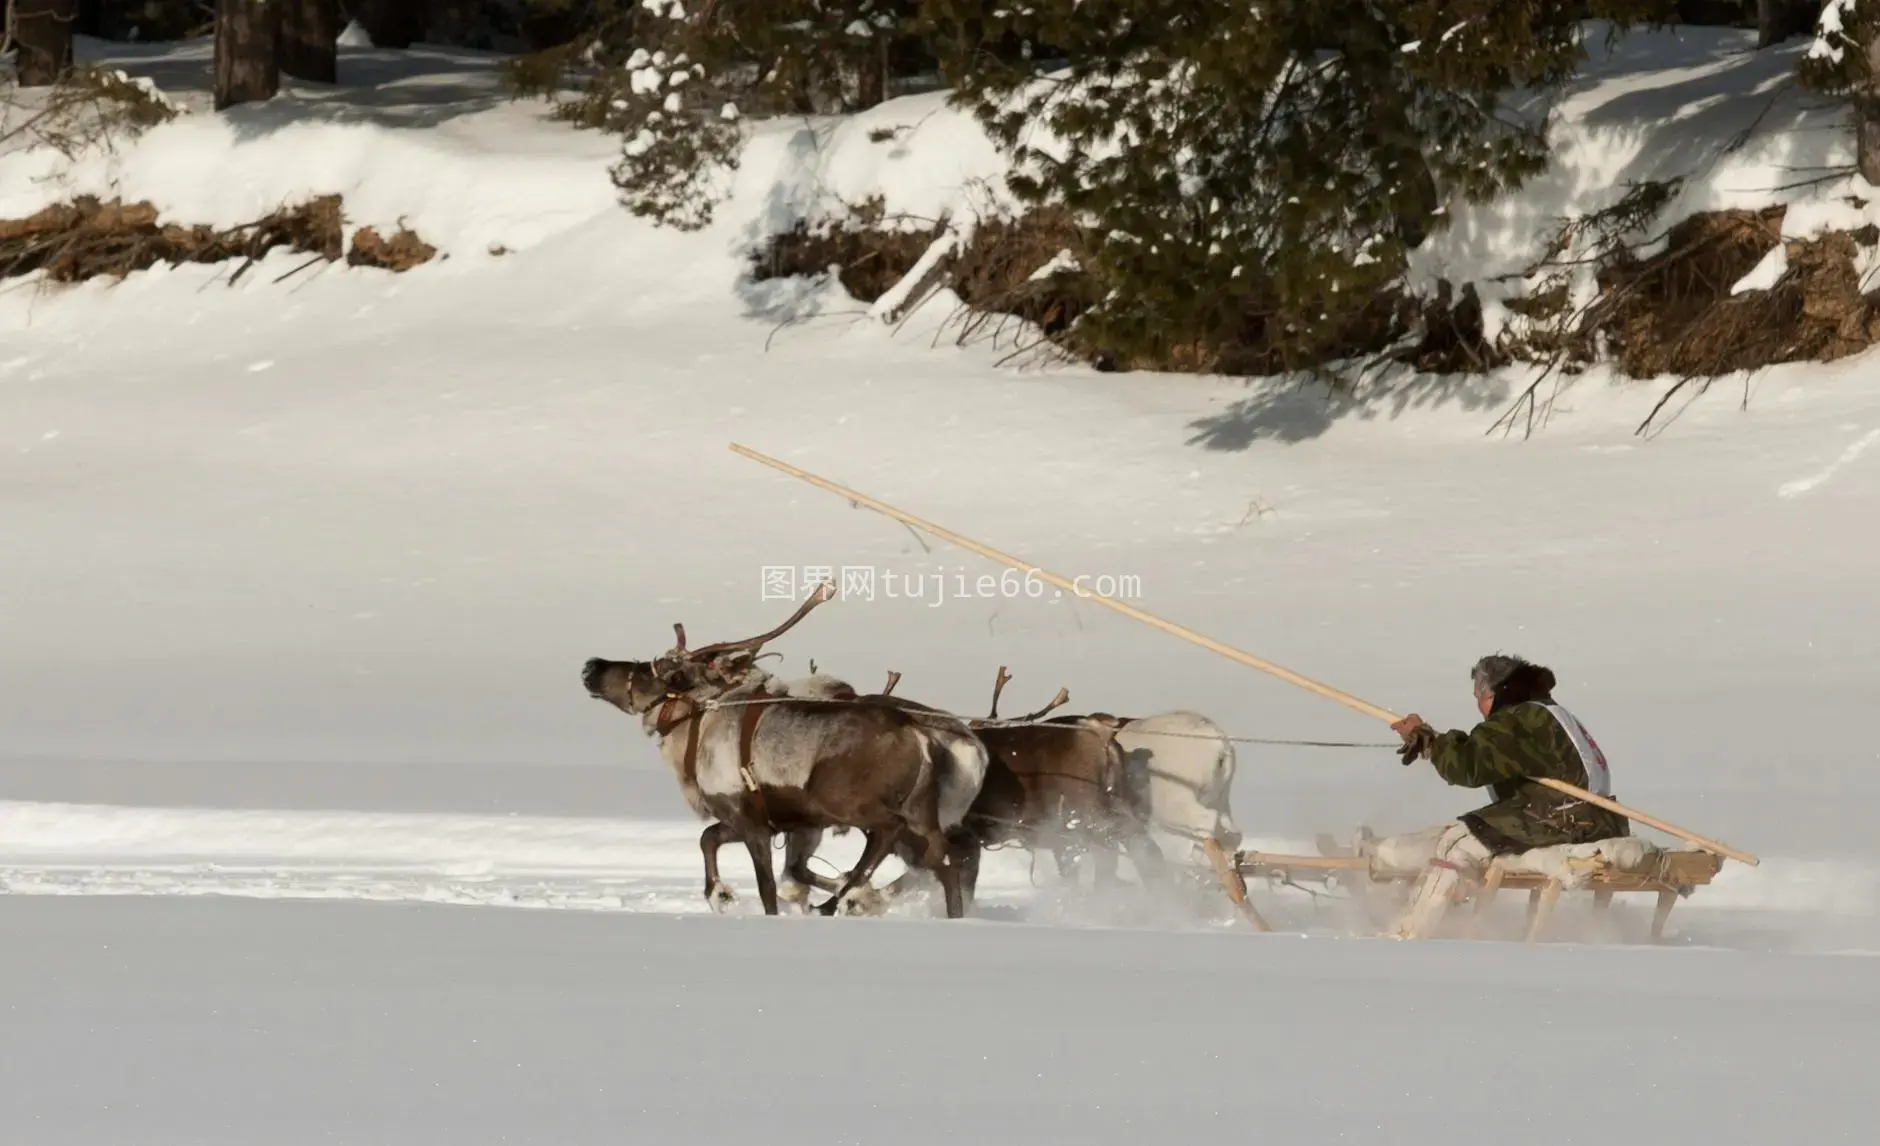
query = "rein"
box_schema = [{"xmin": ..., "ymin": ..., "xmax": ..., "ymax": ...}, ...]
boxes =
[{"xmin": 689, "ymin": 693, "xmax": 1395, "ymax": 750}]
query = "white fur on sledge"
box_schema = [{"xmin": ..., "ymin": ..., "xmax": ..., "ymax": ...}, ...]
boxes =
[
  {"xmin": 1369, "ymin": 824, "xmax": 1447, "ymax": 871},
  {"xmin": 1495, "ymin": 836, "xmax": 1663, "ymax": 889}
]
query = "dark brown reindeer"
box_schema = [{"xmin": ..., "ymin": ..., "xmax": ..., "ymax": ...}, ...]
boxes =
[
  {"xmin": 854, "ymin": 667, "xmax": 1167, "ymax": 913},
  {"xmin": 973, "ymin": 669, "xmax": 1168, "ymax": 889},
  {"xmin": 581, "ymin": 584, "xmax": 990, "ymax": 918}
]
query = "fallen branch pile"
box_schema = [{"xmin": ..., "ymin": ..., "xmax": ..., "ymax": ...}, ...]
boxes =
[
  {"xmin": 750, "ymin": 181, "xmax": 1880, "ymax": 406},
  {"xmin": 0, "ymin": 195, "xmax": 438, "ymax": 284},
  {"xmin": 1589, "ymin": 206, "xmax": 1880, "ymax": 379},
  {"xmin": 751, "ymin": 203, "xmax": 1508, "ymax": 377},
  {"xmin": 1490, "ymin": 181, "xmax": 1880, "ymax": 436}
]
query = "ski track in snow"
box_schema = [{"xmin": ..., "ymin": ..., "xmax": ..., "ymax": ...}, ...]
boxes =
[{"xmin": 1778, "ymin": 426, "xmax": 1880, "ymax": 497}]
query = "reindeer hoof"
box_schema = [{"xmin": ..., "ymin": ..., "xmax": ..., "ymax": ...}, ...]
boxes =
[
  {"xmin": 777, "ymin": 880, "xmax": 812, "ymax": 913},
  {"xmin": 839, "ymin": 885, "xmax": 889, "ymax": 917},
  {"xmin": 707, "ymin": 883, "xmax": 737, "ymax": 913}
]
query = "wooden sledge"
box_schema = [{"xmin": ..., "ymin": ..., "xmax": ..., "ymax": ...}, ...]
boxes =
[{"xmin": 1220, "ymin": 845, "xmax": 1726, "ymax": 943}]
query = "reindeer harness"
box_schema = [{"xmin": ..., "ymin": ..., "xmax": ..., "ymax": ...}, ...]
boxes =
[
  {"xmin": 654, "ymin": 693, "xmax": 773, "ymax": 823},
  {"xmin": 654, "ymin": 696, "xmax": 705, "ymax": 790}
]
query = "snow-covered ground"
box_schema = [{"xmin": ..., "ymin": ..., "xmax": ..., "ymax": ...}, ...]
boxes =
[
  {"xmin": 6, "ymin": 895, "xmax": 1871, "ymax": 1146},
  {"xmin": 2, "ymin": 25, "xmax": 1878, "ymax": 1143}
]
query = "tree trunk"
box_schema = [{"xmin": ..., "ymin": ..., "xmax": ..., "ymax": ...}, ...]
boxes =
[
  {"xmin": 279, "ymin": 0, "xmax": 339, "ymax": 83},
  {"xmin": 1861, "ymin": 36, "xmax": 1880, "ymax": 188},
  {"xmin": 12, "ymin": 0, "xmax": 80, "ymax": 87},
  {"xmin": 1755, "ymin": 0, "xmax": 1779, "ymax": 48},
  {"xmin": 1862, "ymin": 101, "xmax": 1880, "ymax": 189},
  {"xmin": 1757, "ymin": 0, "xmax": 1820, "ymax": 48},
  {"xmin": 215, "ymin": 0, "xmax": 282, "ymax": 111},
  {"xmin": 343, "ymin": 0, "xmax": 426, "ymax": 48},
  {"xmin": 856, "ymin": 39, "xmax": 887, "ymax": 110}
]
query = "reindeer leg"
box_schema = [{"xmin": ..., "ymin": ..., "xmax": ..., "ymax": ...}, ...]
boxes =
[
  {"xmin": 906, "ymin": 828, "xmax": 966, "ymax": 919},
  {"xmin": 814, "ymin": 828, "xmax": 900, "ymax": 917},
  {"xmin": 700, "ymin": 822, "xmax": 737, "ymax": 912},
  {"xmin": 1052, "ymin": 842, "xmax": 1088, "ymax": 890},
  {"xmin": 1120, "ymin": 826, "xmax": 1169, "ymax": 889},
  {"xmin": 878, "ymin": 864, "xmax": 929, "ymax": 902},
  {"xmin": 874, "ymin": 826, "xmax": 980, "ymax": 915},
  {"xmin": 868, "ymin": 836, "xmax": 940, "ymax": 910},
  {"xmin": 780, "ymin": 827, "xmax": 838, "ymax": 912},
  {"xmin": 936, "ymin": 847, "xmax": 965, "ymax": 919},
  {"xmin": 741, "ymin": 828, "xmax": 780, "ymax": 916},
  {"xmin": 953, "ymin": 831, "xmax": 982, "ymax": 914},
  {"xmin": 785, "ymin": 828, "xmax": 843, "ymax": 892}
]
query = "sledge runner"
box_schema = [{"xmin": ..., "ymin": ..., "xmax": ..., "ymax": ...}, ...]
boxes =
[{"xmin": 1372, "ymin": 654, "xmax": 1630, "ymax": 939}]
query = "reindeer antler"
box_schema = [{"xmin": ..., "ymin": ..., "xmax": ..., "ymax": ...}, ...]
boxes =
[
  {"xmin": 881, "ymin": 670, "xmax": 902, "ymax": 696},
  {"xmin": 1015, "ymin": 687, "xmax": 1070, "ymax": 723},
  {"xmin": 987, "ymin": 665, "xmax": 1012, "ymax": 719},
  {"xmin": 671, "ymin": 623, "xmax": 687, "ymax": 653},
  {"xmin": 687, "ymin": 580, "xmax": 837, "ymax": 661}
]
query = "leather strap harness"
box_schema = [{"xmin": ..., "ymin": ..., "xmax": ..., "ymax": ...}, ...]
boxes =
[
  {"xmin": 655, "ymin": 695, "xmax": 704, "ymax": 789},
  {"xmin": 738, "ymin": 700, "xmax": 771, "ymax": 822},
  {"xmin": 654, "ymin": 693, "xmax": 772, "ymax": 824}
]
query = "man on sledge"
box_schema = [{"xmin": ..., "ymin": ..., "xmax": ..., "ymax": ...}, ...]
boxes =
[{"xmin": 1370, "ymin": 653, "xmax": 1629, "ymax": 940}]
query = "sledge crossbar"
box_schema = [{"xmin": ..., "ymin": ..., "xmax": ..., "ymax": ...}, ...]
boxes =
[{"xmin": 1235, "ymin": 849, "xmax": 1724, "ymax": 890}]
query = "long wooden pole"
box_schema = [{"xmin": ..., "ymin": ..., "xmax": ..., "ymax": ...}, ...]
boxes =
[
  {"xmin": 728, "ymin": 443, "xmax": 1760, "ymax": 869},
  {"xmin": 730, "ymin": 444, "xmax": 1393, "ymax": 719}
]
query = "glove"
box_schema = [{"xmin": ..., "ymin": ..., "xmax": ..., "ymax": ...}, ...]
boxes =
[{"xmin": 1391, "ymin": 715, "xmax": 1434, "ymax": 766}]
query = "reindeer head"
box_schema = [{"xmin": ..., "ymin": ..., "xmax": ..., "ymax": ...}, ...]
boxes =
[
  {"xmin": 582, "ymin": 656, "xmax": 684, "ymax": 715},
  {"xmin": 581, "ymin": 581, "xmax": 836, "ymax": 715}
]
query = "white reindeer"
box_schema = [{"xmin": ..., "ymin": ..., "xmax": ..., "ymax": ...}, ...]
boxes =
[{"xmin": 1114, "ymin": 710, "xmax": 1242, "ymax": 865}]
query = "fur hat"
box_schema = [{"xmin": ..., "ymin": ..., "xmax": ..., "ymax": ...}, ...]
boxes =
[{"xmin": 1471, "ymin": 653, "xmax": 1557, "ymax": 712}]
